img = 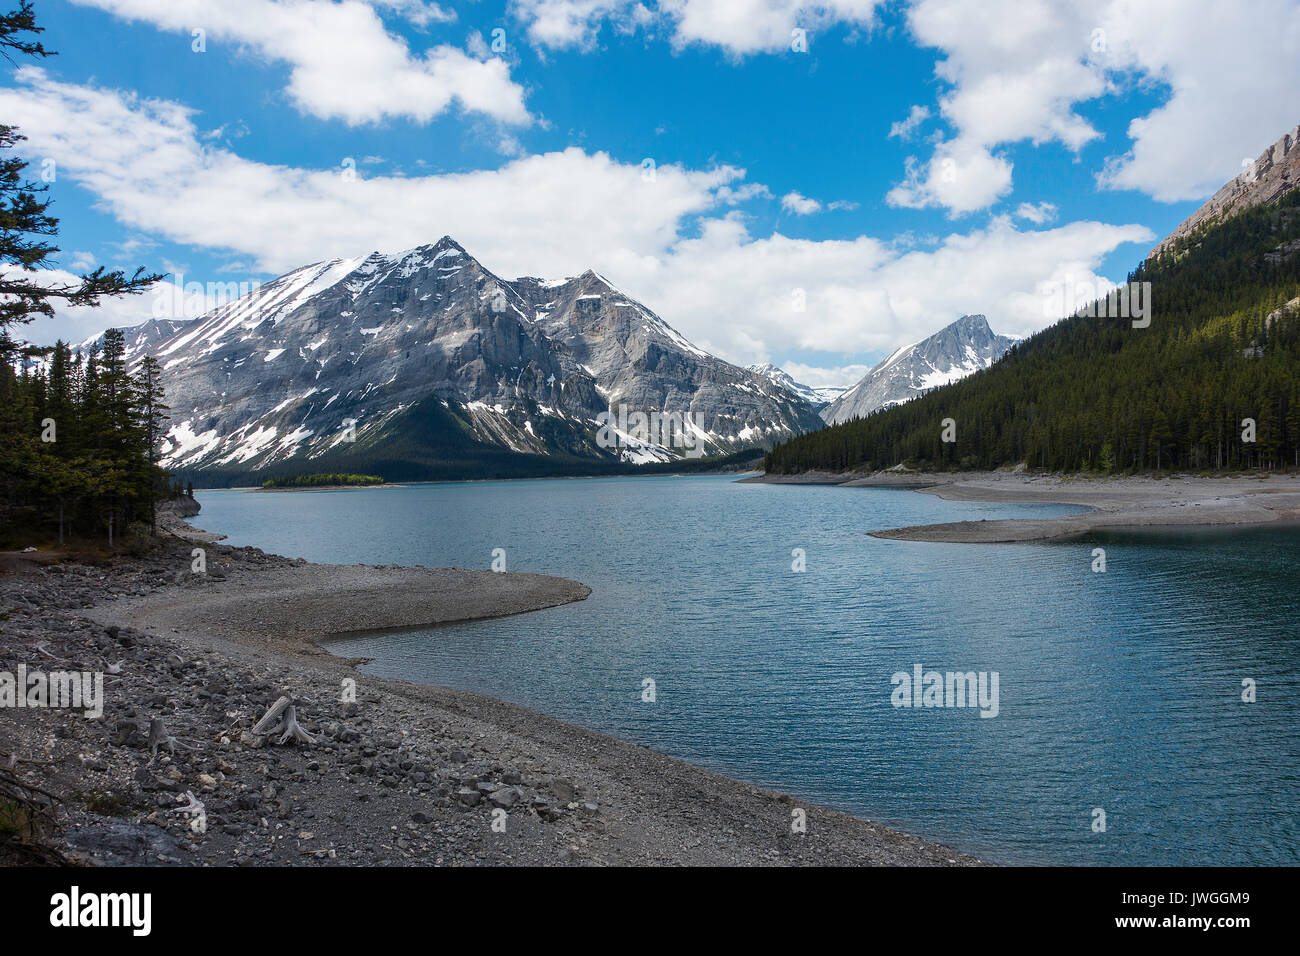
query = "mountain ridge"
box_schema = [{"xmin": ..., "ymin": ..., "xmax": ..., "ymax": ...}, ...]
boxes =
[{"xmin": 116, "ymin": 237, "xmax": 823, "ymax": 479}]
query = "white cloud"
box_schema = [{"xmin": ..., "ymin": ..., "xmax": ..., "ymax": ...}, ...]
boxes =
[
  {"xmin": 897, "ymin": 0, "xmax": 1300, "ymax": 212},
  {"xmin": 888, "ymin": 104, "xmax": 931, "ymax": 140},
  {"xmin": 4, "ymin": 70, "xmax": 1152, "ymax": 368},
  {"xmin": 373, "ymin": 0, "xmax": 457, "ymax": 27},
  {"xmin": 70, "ymin": 0, "xmax": 529, "ymax": 126},
  {"xmin": 781, "ymin": 360, "xmax": 869, "ymax": 388},
  {"xmin": 510, "ymin": 0, "xmax": 881, "ymax": 54},
  {"xmin": 1015, "ymin": 201, "xmax": 1058, "ymax": 224},
  {"xmin": 886, "ymin": 140, "xmax": 1013, "ymax": 216},
  {"xmin": 508, "ymin": 0, "xmax": 647, "ymax": 50},
  {"xmin": 781, "ymin": 191, "xmax": 823, "ymax": 215},
  {"xmin": 0, "ymin": 68, "xmax": 737, "ymax": 280},
  {"xmin": 1093, "ymin": 0, "xmax": 1300, "ymax": 200},
  {"xmin": 644, "ymin": 212, "xmax": 1151, "ymax": 363},
  {"xmin": 662, "ymin": 0, "xmax": 880, "ymax": 53},
  {"xmin": 3, "ymin": 269, "xmax": 216, "ymax": 347}
]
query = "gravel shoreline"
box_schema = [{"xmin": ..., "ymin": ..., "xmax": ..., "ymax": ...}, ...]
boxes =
[
  {"xmin": 0, "ymin": 506, "xmax": 980, "ymax": 867},
  {"xmin": 751, "ymin": 470, "xmax": 1300, "ymax": 542}
]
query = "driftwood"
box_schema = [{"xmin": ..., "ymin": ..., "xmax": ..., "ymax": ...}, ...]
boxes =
[
  {"xmin": 147, "ymin": 718, "xmax": 195, "ymax": 758},
  {"xmin": 171, "ymin": 791, "xmax": 207, "ymax": 834},
  {"xmin": 253, "ymin": 696, "xmax": 317, "ymax": 745}
]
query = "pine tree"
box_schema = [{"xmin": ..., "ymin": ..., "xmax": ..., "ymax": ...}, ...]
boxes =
[{"xmin": 135, "ymin": 354, "xmax": 169, "ymax": 532}]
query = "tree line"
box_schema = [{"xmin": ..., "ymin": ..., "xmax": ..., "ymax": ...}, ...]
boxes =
[
  {"xmin": 766, "ymin": 187, "xmax": 1300, "ymax": 475},
  {"xmin": 260, "ymin": 473, "xmax": 384, "ymax": 488},
  {"xmin": 0, "ymin": 332, "xmax": 173, "ymax": 545}
]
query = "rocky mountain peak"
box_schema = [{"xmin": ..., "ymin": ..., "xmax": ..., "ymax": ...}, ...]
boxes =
[
  {"xmin": 821, "ymin": 314, "xmax": 1016, "ymax": 425},
  {"xmin": 1150, "ymin": 121, "xmax": 1300, "ymax": 260}
]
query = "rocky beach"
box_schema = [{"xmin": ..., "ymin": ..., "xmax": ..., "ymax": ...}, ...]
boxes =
[{"xmin": 0, "ymin": 503, "xmax": 979, "ymax": 867}]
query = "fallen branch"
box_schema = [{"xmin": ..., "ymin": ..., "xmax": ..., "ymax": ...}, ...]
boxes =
[{"xmin": 0, "ymin": 764, "xmax": 68, "ymax": 864}]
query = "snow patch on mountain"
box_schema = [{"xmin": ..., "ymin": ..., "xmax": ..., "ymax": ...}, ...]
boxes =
[
  {"xmin": 748, "ymin": 364, "xmax": 849, "ymax": 408},
  {"xmin": 821, "ymin": 315, "xmax": 1017, "ymax": 425}
]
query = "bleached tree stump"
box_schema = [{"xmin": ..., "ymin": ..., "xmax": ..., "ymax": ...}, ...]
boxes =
[{"xmin": 253, "ymin": 696, "xmax": 317, "ymax": 745}]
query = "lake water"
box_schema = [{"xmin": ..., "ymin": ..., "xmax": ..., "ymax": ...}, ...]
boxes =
[{"xmin": 197, "ymin": 476, "xmax": 1300, "ymax": 865}]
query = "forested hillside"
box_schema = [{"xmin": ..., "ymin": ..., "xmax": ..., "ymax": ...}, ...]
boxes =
[
  {"xmin": 765, "ymin": 187, "xmax": 1300, "ymax": 475},
  {"xmin": 1, "ymin": 331, "xmax": 173, "ymax": 545}
]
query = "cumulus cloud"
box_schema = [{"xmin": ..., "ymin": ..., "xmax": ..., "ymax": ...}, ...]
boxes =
[
  {"xmin": 0, "ymin": 68, "xmax": 734, "ymax": 279},
  {"xmin": 372, "ymin": 0, "xmax": 457, "ymax": 27},
  {"xmin": 896, "ymin": 0, "xmax": 1300, "ymax": 212},
  {"xmin": 507, "ymin": 0, "xmax": 650, "ymax": 50},
  {"xmin": 888, "ymin": 104, "xmax": 930, "ymax": 140},
  {"xmin": 70, "ymin": 0, "xmax": 530, "ymax": 126},
  {"xmin": 510, "ymin": 0, "xmax": 881, "ymax": 54},
  {"xmin": 3, "ymin": 70, "xmax": 1152, "ymax": 368},
  {"xmin": 887, "ymin": 140, "xmax": 1013, "ymax": 216},
  {"xmin": 1015, "ymin": 201, "xmax": 1058, "ymax": 224},
  {"xmin": 1092, "ymin": 0, "xmax": 1300, "ymax": 200},
  {"xmin": 781, "ymin": 191, "xmax": 823, "ymax": 215},
  {"xmin": 3, "ymin": 268, "xmax": 231, "ymax": 347},
  {"xmin": 661, "ymin": 0, "xmax": 881, "ymax": 53},
  {"xmin": 780, "ymin": 360, "xmax": 870, "ymax": 389},
  {"xmin": 647, "ymin": 212, "xmax": 1151, "ymax": 362}
]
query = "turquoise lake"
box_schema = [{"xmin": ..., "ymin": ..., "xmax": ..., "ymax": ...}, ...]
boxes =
[{"xmin": 196, "ymin": 475, "xmax": 1300, "ymax": 865}]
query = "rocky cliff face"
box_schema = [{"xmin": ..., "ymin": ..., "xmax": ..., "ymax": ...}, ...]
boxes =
[
  {"xmin": 821, "ymin": 314, "xmax": 1017, "ymax": 425},
  {"xmin": 124, "ymin": 238, "xmax": 822, "ymax": 475},
  {"xmin": 1150, "ymin": 122, "xmax": 1300, "ymax": 260}
]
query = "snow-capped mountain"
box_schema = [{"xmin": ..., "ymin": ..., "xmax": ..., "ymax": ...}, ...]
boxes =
[
  {"xmin": 821, "ymin": 315, "xmax": 1017, "ymax": 425},
  {"xmin": 747, "ymin": 363, "xmax": 848, "ymax": 409},
  {"xmin": 123, "ymin": 237, "xmax": 823, "ymax": 477}
]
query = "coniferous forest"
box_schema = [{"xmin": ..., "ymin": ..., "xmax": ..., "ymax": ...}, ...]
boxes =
[
  {"xmin": 765, "ymin": 187, "xmax": 1300, "ymax": 475},
  {"xmin": 0, "ymin": 3, "xmax": 163, "ymax": 547}
]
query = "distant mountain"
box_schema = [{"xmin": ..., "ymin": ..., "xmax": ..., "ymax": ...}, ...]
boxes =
[
  {"xmin": 767, "ymin": 124, "xmax": 1300, "ymax": 476},
  {"xmin": 121, "ymin": 237, "xmax": 823, "ymax": 480},
  {"xmin": 1151, "ymin": 122, "xmax": 1300, "ymax": 259},
  {"xmin": 747, "ymin": 363, "xmax": 848, "ymax": 408},
  {"xmin": 821, "ymin": 314, "xmax": 1017, "ymax": 425}
]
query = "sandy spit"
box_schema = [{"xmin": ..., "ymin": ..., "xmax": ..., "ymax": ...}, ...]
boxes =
[{"xmin": 753, "ymin": 470, "xmax": 1300, "ymax": 542}]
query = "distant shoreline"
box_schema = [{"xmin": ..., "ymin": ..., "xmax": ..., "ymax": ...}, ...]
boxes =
[
  {"xmin": 201, "ymin": 470, "xmax": 765, "ymax": 493},
  {"xmin": 748, "ymin": 470, "xmax": 1300, "ymax": 543}
]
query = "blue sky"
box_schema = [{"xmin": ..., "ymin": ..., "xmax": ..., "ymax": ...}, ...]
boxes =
[{"xmin": 6, "ymin": 0, "xmax": 1299, "ymax": 387}]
